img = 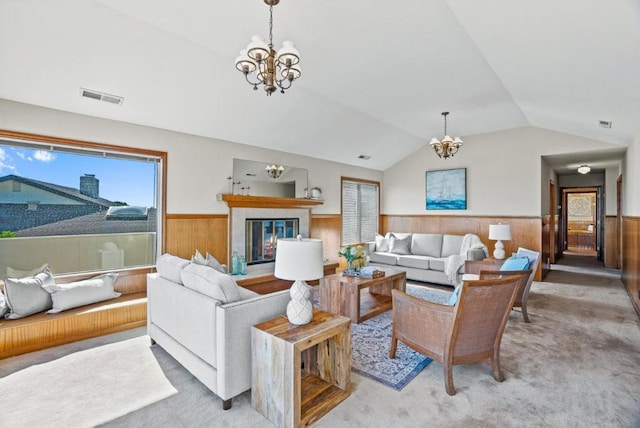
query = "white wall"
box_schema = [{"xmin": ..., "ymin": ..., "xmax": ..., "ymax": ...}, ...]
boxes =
[
  {"xmin": 0, "ymin": 99, "xmax": 381, "ymax": 214},
  {"xmin": 382, "ymin": 126, "xmax": 620, "ymax": 216},
  {"xmin": 605, "ymin": 165, "xmax": 620, "ymax": 216}
]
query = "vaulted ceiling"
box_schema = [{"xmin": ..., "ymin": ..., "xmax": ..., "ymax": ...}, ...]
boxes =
[{"xmin": 0, "ymin": 0, "xmax": 638, "ymax": 171}]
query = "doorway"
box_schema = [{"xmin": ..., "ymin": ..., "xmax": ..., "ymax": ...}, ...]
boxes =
[{"xmin": 562, "ymin": 187, "xmax": 602, "ymax": 261}]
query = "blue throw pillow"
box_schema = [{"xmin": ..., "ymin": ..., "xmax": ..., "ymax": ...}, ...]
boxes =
[
  {"xmin": 447, "ymin": 284, "xmax": 462, "ymax": 306},
  {"xmin": 500, "ymin": 255, "xmax": 530, "ymax": 271}
]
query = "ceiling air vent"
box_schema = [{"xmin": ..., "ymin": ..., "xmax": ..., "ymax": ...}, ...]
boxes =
[
  {"xmin": 358, "ymin": 154, "xmax": 372, "ymax": 160},
  {"xmin": 598, "ymin": 120, "xmax": 612, "ymax": 129},
  {"xmin": 80, "ymin": 88, "xmax": 124, "ymax": 105}
]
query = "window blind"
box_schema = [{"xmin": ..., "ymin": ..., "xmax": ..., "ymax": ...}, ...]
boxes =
[{"xmin": 342, "ymin": 180, "xmax": 379, "ymax": 245}]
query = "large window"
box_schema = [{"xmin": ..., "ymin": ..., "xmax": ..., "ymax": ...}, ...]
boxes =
[
  {"xmin": 0, "ymin": 131, "xmax": 165, "ymax": 275},
  {"xmin": 341, "ymin": 178, "xmax": 379, "ymax": 245}
]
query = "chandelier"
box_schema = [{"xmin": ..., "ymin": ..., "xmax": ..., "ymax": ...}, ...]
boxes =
[
  {"xmin": 429, "ymin": 112, "xmax": 463, "ymax": 159},
  {"xmin": 234, "ymin": 0, "xmax": 301, "ymax": 96},
  {"xmin": 265, "ymin": 164, "xmax": 284, "ymax": 179}
]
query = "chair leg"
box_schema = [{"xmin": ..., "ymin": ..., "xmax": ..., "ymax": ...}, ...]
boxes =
[
  {"xmin": 491, "ymin": 352, "xmax": 503, "ymax": 382},
  {"xmin": 150, "ymin": 338, "xmax": 156, "ymax": 346},
  {"xmin": 521, "ymin": 302, "xmax": 531, "ymax": 323},
  {"xmin": 389, "ymin": 333, "xmax": 398, "ymax": 358},
  {"xmin": 444, "ymin": 363, "xmax": 456, "ymax": 395},
  {"xmin": 222, "ymin": 399, "xmax": 232, "ymax": 410}
]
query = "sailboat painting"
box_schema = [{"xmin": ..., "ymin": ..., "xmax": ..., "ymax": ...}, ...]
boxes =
[{"xmin": 425, "ymin": 168, "xmax": 467, "ymax": 210}]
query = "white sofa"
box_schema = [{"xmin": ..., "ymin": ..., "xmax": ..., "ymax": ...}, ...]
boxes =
[
  {"xmin": 147, "ymin": 255, "xmax": 290, "ymax": 409},
  {"xmin": 365, "ymin": 232, "xmax": 487, "ymax": 286}
]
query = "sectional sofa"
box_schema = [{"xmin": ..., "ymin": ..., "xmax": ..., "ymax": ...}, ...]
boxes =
[{"xmin": 365, "ymin": 232, "xmax": 488, "ymax": 286}]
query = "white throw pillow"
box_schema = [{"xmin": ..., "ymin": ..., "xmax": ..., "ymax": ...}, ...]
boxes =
[
  {"xmin": 3, "ymin": 268, "xmax": 55, "ymax": 319},
  {"xmin": 0, "ymin": 290, "xmax": 8, "ymax": 318},
  {"xmin": 6, "ymin": 263, "xmax": 49, "ymax": 279},
  {"xmin": 156, "ymin": 253, "xmax": 190, "ymax": 284},
  {"xmin": 44, "ymin": 273, "xmax": 121, "ymax": 313},
  {"xmin": 191, "ymin": 250, "xmax": 227, "ymax": 274},
  {"xmin": 375, "ymin": 234, "xmax": 390, "ymax": 252},
  {"xmin": 180, "ymin": 263, "xmax": 242, "ymax": 303}
]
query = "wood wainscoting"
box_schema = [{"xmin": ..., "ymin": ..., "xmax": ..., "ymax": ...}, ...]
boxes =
[
  {"xmin": 165, "ymin": 214, "xmax": 229, "ymax": 264},
  {"xmin": 310, "ymin": 214, "xmax": 343, "ymax": 268},
  {"xmin": 604, "ymin": 215, "xmax": 619, "ymax": 269},
  {"xmin": 381, "ymin": 215, "xmax": 543, "ymax": 280},
  {"xmin": 622, "ymin": 216, "xmax": 640, "ymax": 316}
]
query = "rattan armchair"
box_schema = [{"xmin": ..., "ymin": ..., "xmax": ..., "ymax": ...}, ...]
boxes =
[{"xmin": 390, "ymin": 275, "xmax": 520, "ymax": 395}]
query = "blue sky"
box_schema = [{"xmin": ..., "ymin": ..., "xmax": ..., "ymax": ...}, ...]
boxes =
[{"xmin": 0, "ymin": 145, "xmax": 157, "ymax": 207}]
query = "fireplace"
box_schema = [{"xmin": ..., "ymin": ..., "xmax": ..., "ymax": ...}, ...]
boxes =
[{"xmin": 246, "ymin": 218, "xmax": 299, "ymax": 265}]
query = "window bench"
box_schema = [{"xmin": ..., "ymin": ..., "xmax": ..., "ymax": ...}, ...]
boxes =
[{"xmin": 0, "ymin": 267, "xmax": 151, "ymax": 359}]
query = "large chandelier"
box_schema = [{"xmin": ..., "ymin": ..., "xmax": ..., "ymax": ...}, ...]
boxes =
[
  {"xmin": 234, "ymin": 0, "xmax": 301, "ymax": 96},
  {"xmin": 429, "ymin": 112, "xmax": 463, "ymax": 159},
  {"xmin": 266, "ymin": 164, "xmax": 284, "ymax": 179}
]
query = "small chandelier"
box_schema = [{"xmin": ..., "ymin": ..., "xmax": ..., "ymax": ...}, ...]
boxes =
[
  {"xmin": 577, "ymin": 165, "xmax": 591, "ymax": 174},
  {"xmin": 429, "ymin": 112, "xmax": 463, "ymax": 159},
  {"xmin": 234, "ymin": 0, "xmax": 301, "ymax": 96},
  {"xmin": 266, "ymin": 164, "xmax": 284, "ymax": 179}
]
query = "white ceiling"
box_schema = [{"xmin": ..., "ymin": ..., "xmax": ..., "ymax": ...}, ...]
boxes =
[{"xmin": 0, "ymin": 0, "xmax": 638, "ymax": 171}]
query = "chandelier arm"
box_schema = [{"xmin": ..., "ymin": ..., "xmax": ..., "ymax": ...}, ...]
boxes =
[{"xmin": 243, "ymin": 71, "xmax": 262, "ymax": 86}]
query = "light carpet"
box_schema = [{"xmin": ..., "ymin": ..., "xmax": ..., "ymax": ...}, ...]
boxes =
[{"xmin": 1, "ymin": 271, "xmax": 639, "ymax": 427}]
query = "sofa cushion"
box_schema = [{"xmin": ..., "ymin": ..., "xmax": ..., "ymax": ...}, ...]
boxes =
[
  {"xmin": 411, "ymin": 234, "xmax": 443, "ymax": 257},
  {"xmin": 156, "ymin": 253, "xmax": 190, "ymax": 284},
  {"xmin": 389, "ymin": 234, "xmax": 412, "ymax": 255},
  {"xmin": 43, "ymin": 273, "xmax": 121, "ymax": 313},
  {"xmin": 6, "ymin": 263, "xmax": 49, "ymax": 279},
  {"xmin": 3, "ymin": 268, "xmax": 55, "ymax": 319},
  {"xmin": 369, "ymin": 252, "xmax": 398, "ymax": 265},
  {"xmin": 375, "ymin": 234, "xmax": 390, "ymax": 252},
  {"xmin": 429, "ymin": 258, "xmax": 446, "ymax": 272},
  {"xmin": 396, "ymin": 255, "xmax": 431, "ymax": 270},
  {"xmin": 441, "ymin": 235, "xmax": 464, "ymax": 257},
  {"xmin": 181, "ymin": 263, "xmax": 242, "ymax": 303}
]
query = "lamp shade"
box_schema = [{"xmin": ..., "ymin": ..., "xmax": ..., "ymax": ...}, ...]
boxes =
[
  {"xmin": 274, "ymin": 236, "xmax": 323, "ymax": 281},
  {"xmin": 489, "ymin": 224, "xmax": 511, "ymax": 241}
]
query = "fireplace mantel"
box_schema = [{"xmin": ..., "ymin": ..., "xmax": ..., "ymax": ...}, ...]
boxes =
[{"xmin": 220, "ymin": 194, "xmax": 323, "ymax": 209}]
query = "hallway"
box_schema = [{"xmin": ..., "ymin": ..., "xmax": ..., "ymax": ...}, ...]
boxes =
[{"xmin": 551, "ymin": 253, "xmax": 621, "ymax": 278}]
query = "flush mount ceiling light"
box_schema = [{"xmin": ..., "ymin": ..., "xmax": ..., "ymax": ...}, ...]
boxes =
[
  {"xmin": 429, "ymin": 112, "xmax": 463, "ymax": 159},
  {"xmin": 265, "ymin": 164, "xmax": 285, "ymax": 179},
  {"xmin": 577, "ymin": 165, "xmax": 591, "ymax": 174},
  {"xmin": 234, "ymin": 0, "xmax": 301, "ymax": 96}
]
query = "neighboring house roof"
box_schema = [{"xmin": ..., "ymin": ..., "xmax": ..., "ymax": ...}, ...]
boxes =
[
  {"xmin": 0, "ymin": 175, "xmax": 114, "ymax": 208},
  {"xmin": 16, "ymin": 208, "xmax": 157, "ymax": 237}
]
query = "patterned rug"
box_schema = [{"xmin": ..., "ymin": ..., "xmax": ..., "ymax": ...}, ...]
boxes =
[{"xmin": 350, "ymin": 283, "xmax": 451, "ymax": 390}]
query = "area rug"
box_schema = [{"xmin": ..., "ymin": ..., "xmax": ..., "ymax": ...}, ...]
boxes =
[{"xmin": 350, "ymin": 283, "xmax": 451, "ymax": 390}]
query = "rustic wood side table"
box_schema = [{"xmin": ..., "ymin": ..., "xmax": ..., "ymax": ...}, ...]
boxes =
[{"xmin": 252, "ymin": 309, "xmax": 351, "ymax": 428}]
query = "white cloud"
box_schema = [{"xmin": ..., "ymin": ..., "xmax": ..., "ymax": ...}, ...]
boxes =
[
  {"xmin": 16, "ymin": 151, "xmax": 26, "ymax": 160},
  {"xmin": 33, "ymin": 150, "xmax": 56, "ymax": 162},
  {"xmin": 0, "ymin": 148, "xmax": 17, "ymax": 174}
]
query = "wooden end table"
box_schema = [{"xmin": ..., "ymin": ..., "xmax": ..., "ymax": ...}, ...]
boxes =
[
  {"xmin": 319, "ymin": 268, "xmax": 406, "ymax": 323},
  {"xmin": 252, "ymin": 309, "xmax": 351, "ymax": 428}
]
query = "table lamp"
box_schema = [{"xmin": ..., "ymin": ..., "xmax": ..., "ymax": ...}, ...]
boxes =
[
  {"xmin": 488, "ymin": 224, "xmax": 511, "ymax": 259},
  {"xmin": 274, "ymin": 235, "xmax": 324, "ymax": 325}
]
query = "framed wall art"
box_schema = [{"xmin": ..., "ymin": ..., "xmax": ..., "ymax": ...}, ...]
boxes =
[{"xmin": 425, "ymin": 168, "xmax": 467, "ymax": 210}]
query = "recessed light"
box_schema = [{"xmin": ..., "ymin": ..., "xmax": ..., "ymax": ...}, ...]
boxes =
[{"xmin": 358, "ymin": 154, "xmax": 372, "ymax": 160}]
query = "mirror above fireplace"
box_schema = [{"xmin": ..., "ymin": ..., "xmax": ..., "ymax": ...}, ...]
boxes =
[{"xmin": 232, "ymin": 158, "xmax": 308, "ymax": 199}]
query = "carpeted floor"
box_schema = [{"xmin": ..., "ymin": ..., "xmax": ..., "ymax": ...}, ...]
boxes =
[{"xmin": 1, "ymin": 270, "xmax": 639, "ymax": 427}]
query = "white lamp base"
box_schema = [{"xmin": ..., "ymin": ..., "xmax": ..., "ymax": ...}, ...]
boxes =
[
  {"xmin": 286, "ymin": 280, "xmax": 313, "ymax": 325},
  {"xmin": 493, "ymin": 240, "xmax": 506, "ymax": 259}
]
